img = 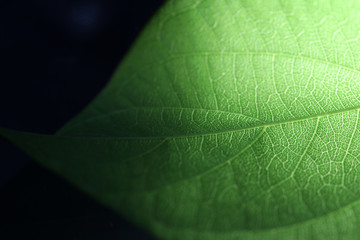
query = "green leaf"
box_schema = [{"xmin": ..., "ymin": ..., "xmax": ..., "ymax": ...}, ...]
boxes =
[{"xmin": 3, "ymin": 0, "xmax": 360, "ymax": 239}]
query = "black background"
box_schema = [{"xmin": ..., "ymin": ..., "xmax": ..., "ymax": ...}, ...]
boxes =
[{"xmin": 0, "ymin": 0, "xmax": 165, "ymax": 239}]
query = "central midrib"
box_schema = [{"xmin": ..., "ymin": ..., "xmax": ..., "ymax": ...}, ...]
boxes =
[{"xmin": 61, "ymin": 104, "xmax": 360, "ymax": 140}]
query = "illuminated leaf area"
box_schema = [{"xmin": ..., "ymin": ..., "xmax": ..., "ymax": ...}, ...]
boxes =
[{"xmin": 2, "ymin": 0, "xmax": 360, "ymax": 239}]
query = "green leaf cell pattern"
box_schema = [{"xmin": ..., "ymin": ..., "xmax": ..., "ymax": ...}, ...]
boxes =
[{"xmin": 2, "ymin": 0, "xmax": 360, "ymax": 239}]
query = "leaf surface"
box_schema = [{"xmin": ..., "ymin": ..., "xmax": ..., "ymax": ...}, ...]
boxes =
[{"xmin": 3, "ymin": 0, "xmax": 360, "ymax": 239}]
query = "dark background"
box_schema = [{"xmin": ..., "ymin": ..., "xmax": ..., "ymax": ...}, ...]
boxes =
[{"xmin": 0, "ymin": 0, "xmax": 164, "ymax": 239}]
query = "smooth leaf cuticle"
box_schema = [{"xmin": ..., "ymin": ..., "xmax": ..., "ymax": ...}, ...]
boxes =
[{"xmin": 3, "ymin": 0, "xmax": 360, "ymax": 239}]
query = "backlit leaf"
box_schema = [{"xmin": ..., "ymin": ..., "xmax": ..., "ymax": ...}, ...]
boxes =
[{"xmin": 2, "ymin": 0, "xmax": 360, "ymax": 239}]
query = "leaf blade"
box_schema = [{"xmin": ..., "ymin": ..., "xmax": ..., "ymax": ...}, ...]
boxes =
[{"xmin": 4, "ymin": 0, "xmax": 360, "ymax": 239}]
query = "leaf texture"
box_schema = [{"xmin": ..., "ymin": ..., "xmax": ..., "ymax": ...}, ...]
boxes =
[{"xmin": 3, "ymin": 0, "xmax": 360, "ymax": 239}]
